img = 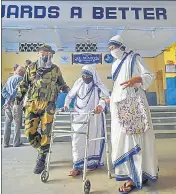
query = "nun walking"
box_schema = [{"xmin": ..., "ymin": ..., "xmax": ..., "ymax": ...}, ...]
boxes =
[
  {"xmin": 108, "ymin": 35, "xmax": 158, "ymax": 193},
  {"xmin": 64, "ymin": 65, "xmax": 110, "ymax": 176}
]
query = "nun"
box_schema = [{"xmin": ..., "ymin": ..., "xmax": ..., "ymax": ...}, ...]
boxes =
[
  {"xmin": 108, "ymin": 35, "xmax": 158, "ymax": 193},
  {"xmin": 64, "ymin": 65, "xmax": 110, "ymax": 176}
]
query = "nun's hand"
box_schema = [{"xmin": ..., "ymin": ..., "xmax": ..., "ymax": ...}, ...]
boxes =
[
  {"xmin": 95, "ymin": 105, "xmax": 103, "ymax": 114},
  {"xmin": 62, "ymin": 106, "xmax": 68, "ymax": 112},
  {"xmin": 120, "ymin": 76, "xmax": 142, "ymax": 89},
  {"xmin": 105, "ymin": 98, "xmax": 110, "ymax": 104}
]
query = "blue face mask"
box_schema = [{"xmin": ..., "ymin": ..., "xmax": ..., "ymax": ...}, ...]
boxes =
[{"xmin": 82, "ymin": 76, "xmax": 93, "ymax": 84}]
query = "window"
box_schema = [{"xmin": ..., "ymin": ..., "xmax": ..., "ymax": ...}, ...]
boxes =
[
  {"xmin": 19, "ymin": 43, "xmax": 44, "ymax": 52},
  {"xmin": 75, "ymin": 43, "xmax": 97, "ymax": 52}
]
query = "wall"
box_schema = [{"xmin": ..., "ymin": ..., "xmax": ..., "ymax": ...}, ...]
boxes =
[
  {"xmin": 164, "ymin": 42, "xmax": 176, "ymax": 79},
  {"xmin": 2, "ymin": 52, "xmax": 39, "ymax": 84},
  {"xmin": 1, "ymin": 52, "xmax": 112, "ymax": 88},
  {"xmin": 1, "ymin": 51, "xmax": 166, "ymax": 105},
  {"xmin": 163, "ymin": 43, "xmax": 176, "ymax": 105},
  {"xmin": 1, "ymin": 52, "xmax": 156, "ymax": 81}
]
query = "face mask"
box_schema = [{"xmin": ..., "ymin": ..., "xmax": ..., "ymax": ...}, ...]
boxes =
[
  {"xmin": 111, "ymin": 48, "xmax": 124, "ymax": 59},
  {"xmin": 42, "ymin": 56, "xmax": 49, "ymax": 63},
  {"xmin": 38, "ymin": 56, "xmax": 52, "ymax": 68},
  {"xmin": 82, "ymin": 77, "xmax": 93, "ymax": 84}
]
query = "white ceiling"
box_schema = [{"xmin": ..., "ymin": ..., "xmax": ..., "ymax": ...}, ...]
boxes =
[{"xmin": 2, "ymin": 26, "xmax": 176, "ymax": 57}]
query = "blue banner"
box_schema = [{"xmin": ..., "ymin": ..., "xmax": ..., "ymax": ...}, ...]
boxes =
[{"xmin": 72, "ymin": 53, "xmax": 102, "ymax": 64}]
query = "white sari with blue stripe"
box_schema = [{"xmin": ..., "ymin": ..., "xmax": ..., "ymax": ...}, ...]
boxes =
[
  {"xmin": 110, "ymin": 52, "xmax": 158, "ymax": 189},
  {"xmin": 64, "ymin": 65, "xmax": 110, "ymax": 170}
]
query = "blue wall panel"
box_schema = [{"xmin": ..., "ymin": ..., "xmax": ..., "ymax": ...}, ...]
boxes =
[
  {"xmin": 166, "ymin": 77, "xmax": 176, "ymax": 88},
  {"xmin": 166, "ymin": 77, "xmax": 176, "ymax": 105},
  {"xmin": 146, "ymin": 92, "xmax": 157, "ymax": 106},
  {"xmin": 166, "ymin": 88, "xmax": 176, "ymax": 105},
  {"xmin": 56, "ymin": 93, "xmax": 75, "ymax": 109}
]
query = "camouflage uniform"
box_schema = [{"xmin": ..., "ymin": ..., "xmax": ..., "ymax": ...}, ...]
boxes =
[
  {"xmin": 16, "ymin": 45, "xmax": 69, "ymax": 174},
  {"xmin": 15, "ymin": 61, "xmax": 68, "ymax": 154}
]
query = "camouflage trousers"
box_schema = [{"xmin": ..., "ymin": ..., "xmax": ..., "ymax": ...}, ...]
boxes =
[{"xmin": 25, "ymin": 101, "xmax": 55, "ymax": 154}]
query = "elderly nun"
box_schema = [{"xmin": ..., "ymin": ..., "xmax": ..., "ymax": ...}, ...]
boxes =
[
  {"xmin": 108, "ymin": 35, "xmax": 158, "ymax": 193},
  {"xmin": 64, "ymin": 65, "xmax": 110, "ymax": 176}
]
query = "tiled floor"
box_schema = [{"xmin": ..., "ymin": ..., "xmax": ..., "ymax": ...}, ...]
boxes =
[{"xmin": 2, "ymin": 139, "xmax": 176, "ymax": 194}]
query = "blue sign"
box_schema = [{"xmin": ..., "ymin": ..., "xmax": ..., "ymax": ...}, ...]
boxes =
[
  {"xmin": 72, "ymin": 53, "xmax": 102, "ymax": 64},
  {"xmin": 104, "ymin": 54, "xmax": 114, "ymax": 64}
]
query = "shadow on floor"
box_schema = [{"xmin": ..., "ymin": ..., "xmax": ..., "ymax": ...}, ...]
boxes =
[
  {"xmin": 145, "ymin": 175, "xmax": 176, "ymax": 192},
  {"xmin": 50, "ymin": 160, "xmax": 72, "ymax": 165}
]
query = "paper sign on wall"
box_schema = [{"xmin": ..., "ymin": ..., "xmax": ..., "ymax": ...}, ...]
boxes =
[{"xmin": 60, "ymin": 55, "xmax": 70, "ymax": 64}]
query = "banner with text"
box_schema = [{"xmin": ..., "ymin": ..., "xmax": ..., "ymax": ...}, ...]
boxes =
[
  {"xmin": 2, "ymin": 1, "xmax": 176, "ymax": 27},
  {"xmin": 72, "ymin": 53, "xmax": 102, "ymax": 65}
]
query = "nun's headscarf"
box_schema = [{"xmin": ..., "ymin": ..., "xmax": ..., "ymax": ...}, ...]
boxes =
[
  {"xmin": 82, "ymin": 68, "xmax": 93, "ymax": 77},
  {"xmin": 81, "ymin": 65, "xmax": 110, "ymax": 97},
  {"xmin": 108, "ymin": 35, "xmax": 126, "ymax": 51}
]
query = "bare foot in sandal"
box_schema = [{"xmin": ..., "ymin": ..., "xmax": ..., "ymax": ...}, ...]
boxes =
[
  {"xmin": 119, "ymin": 181, "xmax": 136, "ymax": 194},
  {"xmin": 68, "ymin": 169, "xmax": 82, "ymax": 177}
]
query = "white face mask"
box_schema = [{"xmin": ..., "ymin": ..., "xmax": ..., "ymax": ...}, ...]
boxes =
[{"xmin": 111, "ymin": 48, "xmax": 124, "ymax": 59}]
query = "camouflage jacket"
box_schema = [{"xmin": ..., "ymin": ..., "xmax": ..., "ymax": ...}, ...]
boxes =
[{"xmin": 15, "ymin": 61, "xmax": 69, "ymax": 103}]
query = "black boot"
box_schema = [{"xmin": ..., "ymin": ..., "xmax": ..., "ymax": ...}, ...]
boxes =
[{"xmin": 33, "ymin": 153, "xmax": 47, "ymax": 174}]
